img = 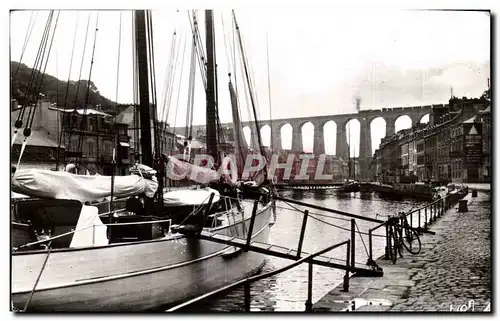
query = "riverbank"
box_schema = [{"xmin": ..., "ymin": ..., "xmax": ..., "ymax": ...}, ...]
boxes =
[{"xmin": 312, "ymin": 191, "xmax": 491, "ymax": 312}]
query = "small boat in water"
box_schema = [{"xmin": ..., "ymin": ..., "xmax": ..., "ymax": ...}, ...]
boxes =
[{"xmin": 336, "ymin": 179, "xmax": 360, "ymax": 193}]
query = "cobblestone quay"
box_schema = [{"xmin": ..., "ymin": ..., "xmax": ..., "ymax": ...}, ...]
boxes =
[{"xmin": 313, "ymin": 191, "xmax": 491, "ymax": 312}]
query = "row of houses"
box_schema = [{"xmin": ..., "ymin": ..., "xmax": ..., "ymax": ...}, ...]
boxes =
[
  {"xmin": 371, "ymin": 90, "xmax": 491, "ymax": 184},
  {"xmin": 11, "ymin": 100, "xmax": 178, "ymax": 175}
]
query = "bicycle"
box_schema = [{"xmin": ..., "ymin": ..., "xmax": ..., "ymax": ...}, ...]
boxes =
[{"xmin": 387, "ymin": 211, "xmax": 422, "ymax": 264}]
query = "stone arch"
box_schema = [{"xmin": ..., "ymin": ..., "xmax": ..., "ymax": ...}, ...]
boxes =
[
  {"xmin": 394, "ymin": 115, "xmax": 413, "ymax": 133},
  {"xmin": 345, "ymin": 118, "xmax": 360, "ymax": 158},
  {"xmin": 370, "ymin": 116, "xmax": 386, "ymax": 155},
  {"xmin": 323, "ymin": 120, "xmax": 337, "ymax": 155},
  {"xmin": 419, "ymin": 113, "xmax": 430, "ymax": 124},
  {"xmin": 301, "ymin": 121, "xmax": 315, "ymax": 153},
  {"xmin": 260, "ymin": 124, "xmax": 271, "ymax": 147},
  {"xmin": 279, "ymin": 123, "xmax": 293, "ymax": 150},
  {"xmin": 242, "ymin": 126, "xmax": 251, "ymax": 146}
]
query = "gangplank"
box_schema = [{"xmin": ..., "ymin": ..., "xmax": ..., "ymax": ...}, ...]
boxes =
[{"xmin": 195, "ymin": 230, "xmax": 383, "ymax": 277}]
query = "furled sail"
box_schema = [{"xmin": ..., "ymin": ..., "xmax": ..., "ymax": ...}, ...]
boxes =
[
  {"xmin": 163, "ymin": 187, "xmax": 221, "ymax": 207},
  {"xmin": 166, "ymin": 156, "xmax": 219, "ymax": 184},
  {"xmin": 11, "ymin": 169, "xmax": 158, "ymax": 202},
  {"xmin": 229, "ymin": 80, "xmax": 249, "ymax": 178}
]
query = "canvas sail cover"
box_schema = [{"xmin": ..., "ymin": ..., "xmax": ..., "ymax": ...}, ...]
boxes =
[
  {"xmin": 70, "ymin": 205, "xmax": 108, "ymax": 248},
  {"xmin": 164, "ymin": 187, "xmax": 221, "ymax": 206},
  {"xmin": 167, "ymin": 156, "xmax": 219, "ymax": 184},
  {"xmin": 11, "ymin": 169, "xmax": 158, "ymax": 202}
]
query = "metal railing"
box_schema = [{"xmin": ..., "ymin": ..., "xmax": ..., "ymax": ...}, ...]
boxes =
[
  {"xmin": 167, "ymin": 239, "xmax": 352, "ymax": 312},
  {"xmin": 367, "ymin": 186, "xmax": 469, "ymax": 262},
  {"xmin": 13, "ymin": 218, "xmax": 173, "ymax": 251}
]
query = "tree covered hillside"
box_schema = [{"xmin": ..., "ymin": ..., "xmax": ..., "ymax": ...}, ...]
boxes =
[{"xmin": 10, "ymin": 61, "xmax": 129, "ymax": 115}]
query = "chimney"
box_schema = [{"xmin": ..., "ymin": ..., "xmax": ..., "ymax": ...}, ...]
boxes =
[
  {"xmin": 11, "ymin": 99, "xmax": 18, "ymax": 111},
  {"xmin": 355, "ymin": 96, "xmax": 361, "ymax": 112}
]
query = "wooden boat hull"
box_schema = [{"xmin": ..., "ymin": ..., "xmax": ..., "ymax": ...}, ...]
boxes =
[{"xmin": 12, "ymin": 202, "xmax": 272, "ymax": 312}]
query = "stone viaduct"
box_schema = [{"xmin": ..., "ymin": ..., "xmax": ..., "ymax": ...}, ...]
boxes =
[{"xmin": 175, "ymin": 105, "xmax": 438, "ymax": 180}]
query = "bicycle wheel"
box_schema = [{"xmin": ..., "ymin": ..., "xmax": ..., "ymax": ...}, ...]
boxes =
[{"xmin": 402, "ymin": 228, "xmax": 422, "ymax": 254}]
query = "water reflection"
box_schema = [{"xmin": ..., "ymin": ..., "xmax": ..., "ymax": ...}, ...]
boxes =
[{"xmin": 190, "ymin": 190, "xmax": 429, "ymax": 312}]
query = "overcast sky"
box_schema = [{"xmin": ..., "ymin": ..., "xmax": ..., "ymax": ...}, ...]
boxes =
[{"xmin": 9, "ymin": 9, "xmax": 490, "ymax": 154}]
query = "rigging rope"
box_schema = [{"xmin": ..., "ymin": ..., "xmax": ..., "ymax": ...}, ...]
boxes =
[
  {"xmin": 12, "ymin": 11, "xmax": 39, "ymax": 86},
  {"xmin": 266, "ymin": 32, "xmax": 273, "ymax": 152},
  {"xmin": 279, "ymin": 198, "xmax": 386, "ymax": 238},
  {"xmin": 17, "ymin": 12, "xmax": 53, "ymax": 131},
  {"xmin": 72, "ymin": 13, "xmax": 92, "ymax": 110},
  {"xmin": 159, "ymin": 30, "xmax": 177, "ymax": 124},
  {"xmin": 15, "ymin": 11, "xmax": 59, "ymax": 169},
  {"xmin": 55, "ymin": 12, "xmax": 80, "ymax": 170},
  {"xmin": 64, "ymin": 12, "xmax": 92, "ymax": 165},
  {"xmin": 76, "ymin": 13, "xmax": 100, "ymax": 164},
  {"xmin": 220, "ymin": 13, "xmax": 233, "ymax": 79},
  {"xmin": 163, "ymin": 30, "xmax": 183, "ymax": 133},
  {"xmin": 184, "ymin": 36, "xmax": 197, "ymax": 143},
  {"xmin": 170, "ymin": 32, "xmax": 188, "ymax": 148},
  {"xmin": 232, "ymin": 11, "xmax": 266, "ymax": 163},
  {"xmin": 110, "ymin": 12, "xmax": 123, "ymax": 212},
  {"xmin": 11, "ymin": 12, "xmax": 39, "ymax": 147},
  {"xmin": 28, "ymin": 11, "xmax": 60, "ymax": 129},
  {"xmin": 146, "ymin": 11, "xmax": 161, "ymax": 158}
]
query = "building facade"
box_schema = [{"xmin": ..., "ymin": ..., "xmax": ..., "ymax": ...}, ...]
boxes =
[
  {"xmin": 11, "ymin": 100, "xmax": 131, "ymax": 175},
  {"xmin": 374, "ymin": 93, "xmax": 490, "ymax": 184},
  {"xmin": 115, "ymin": 106, "xmax": 178, "ymax": 161}
]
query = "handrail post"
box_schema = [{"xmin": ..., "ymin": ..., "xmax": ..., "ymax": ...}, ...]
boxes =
[
  {"xmin": 384, "ymin": 223, "xmax": 390, "ymax": 260},
  {"xmin": 424, "ymin": 207, "xmax": 428, "ymax": 231},
  {"xmin": 418, "ymin": 209, "xmax": 422, "ymax": 235},
  {"xmin": 296, "ymin": 210, "xmax": 309, "ymax": 259},
  {"xmin": 305, "ymin": 262, "xmax": 313, "ymax": 312},
  {"xmin": 245, "ymin": 200, "xmax": 259, "ymax": 251},
  {"xmin": 343, "ymin": 240, "xmax": 350, "ymax": 292},
  {"xmin": 350, "ymin": 219, "xmax": 355, "ymax": 269},
  {"xmin": 244, "ymin": 283, "xmax": 251, "ymax": 312},
  {"xmin": 368, "ymin": 229, "xmax": 373, "ymax": 262}
]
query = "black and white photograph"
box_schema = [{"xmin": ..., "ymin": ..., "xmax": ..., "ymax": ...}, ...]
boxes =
[{"xmin": 7, "ymin": 2, "xmax": 493, "ymax": 313}]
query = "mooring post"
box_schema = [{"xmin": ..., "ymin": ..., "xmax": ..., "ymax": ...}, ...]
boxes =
[
  {"xmin": 244, "ymin": 283, "xmax": 251, "ymax": 312},
  {"xmin": 343, "ymin": 240, "xmax": 350, "ymax": 292},
  {"xmin": 350, "ymin": 219, "xmax": 355, "ymax": 269},
  {"xmin": 245, "ymin": 201, "xmax": 259, "ymax": 251},
  {"xmin": 297, "ymin": 210, "xmax": 309, "ymax": 259},
  {"xmin": 305, "ymin": 262, "xmax": 313, "ymax": 312}
]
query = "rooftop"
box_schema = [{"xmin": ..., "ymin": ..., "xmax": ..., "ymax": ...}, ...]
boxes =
[{"xmin": 11, "ymin": 129, "xmax": 64, "ymax": 148}]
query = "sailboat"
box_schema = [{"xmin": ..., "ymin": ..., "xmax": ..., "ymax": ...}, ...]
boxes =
[{"xmin": 11, "ymin": 10, "xmax": 273, "ymax": 312}]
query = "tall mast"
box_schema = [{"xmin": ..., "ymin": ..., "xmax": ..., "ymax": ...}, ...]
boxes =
[
  {"xmin": 205, "ymin": 10, "xmax": 218, "ymax": 164},
  {"xmin": 134, "ymin": 10, "xmax": 153, "ymax": 167}
]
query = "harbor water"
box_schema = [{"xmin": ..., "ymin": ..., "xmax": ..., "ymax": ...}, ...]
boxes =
[{"xmin": 184, "ymin": 189, "xmax": 429, "ymax": 312}]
